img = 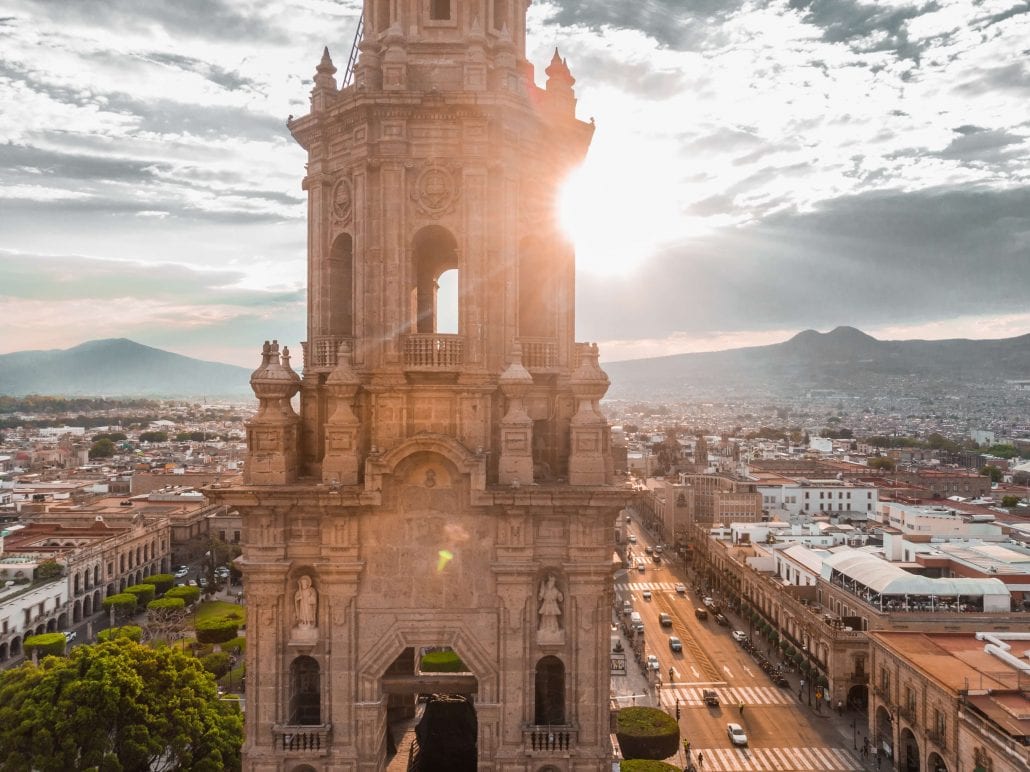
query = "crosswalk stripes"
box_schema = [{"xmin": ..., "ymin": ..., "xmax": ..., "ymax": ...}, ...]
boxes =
[
  {"xmin": 661, "ymin": 685, "xmax": 792, "ymax": 707},
  {"xmin": 685, "ymin": 746, "xmax": 862, "ymax": 771},
  {"xmin": 615, "ymin": 581, "xmax": 678, "ymax": 592}
]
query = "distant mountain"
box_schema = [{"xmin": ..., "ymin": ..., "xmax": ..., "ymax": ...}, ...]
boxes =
[
  {"xmin": 0, "ymin": 339, "xmax": 252, "ymax": 397},
  {"xmin": 602, "ymin": 326, "xmax": 1030, "ymax": 400}
]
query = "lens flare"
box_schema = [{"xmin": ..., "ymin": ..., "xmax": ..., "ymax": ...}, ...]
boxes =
[{"xmin": 437, "ymin": 549, "xmax": 454, "ymax": 572}]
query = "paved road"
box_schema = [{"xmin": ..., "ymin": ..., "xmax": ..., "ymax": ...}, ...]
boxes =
[{"xmin": 615, "ymin": 515, "xmax": 868, "ymax": 772}]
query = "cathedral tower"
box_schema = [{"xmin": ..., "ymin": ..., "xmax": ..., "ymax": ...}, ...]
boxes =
[{"xmin": 210, "ymin": 2, "xmax": 625, "ymax": 769}]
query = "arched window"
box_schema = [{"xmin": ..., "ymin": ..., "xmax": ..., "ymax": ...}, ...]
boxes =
[
  {"xmin": 290, "ymin": 656, "xmax": 321, "ymax": 725},
  {"xmin": 329, "ymin": 233, "xmax": 354, "ymax": 337},
  {"xmin": 534, "ymin": 655, "xmax": 566, "ymax": 725},
  {"xmin": 492, "ymin": 0, "xmax": 508, "ymax": 31},
  {"xmin": 411, "ymin": 226, "xmax": 459, "ymax": 334}
]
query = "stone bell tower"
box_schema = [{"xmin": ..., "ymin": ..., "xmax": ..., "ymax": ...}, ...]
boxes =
[{"xmin": 209, "ymin": 2, "xmax": 626, "ymax": 769}]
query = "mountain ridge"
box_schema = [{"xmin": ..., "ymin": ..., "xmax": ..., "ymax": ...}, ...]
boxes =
[{"xmin": 0, "ymin": 338, "xmax": 253, "ymax": 398}]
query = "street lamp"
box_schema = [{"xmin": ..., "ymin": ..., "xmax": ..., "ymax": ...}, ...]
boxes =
[{"xmin": 802, "ymin": 644, "xmax": 813, "ymax": 706}]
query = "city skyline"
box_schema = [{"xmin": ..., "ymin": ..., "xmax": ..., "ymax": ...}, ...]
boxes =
[{"xmin": 1, "ymin": 0, "xmax": 1029, "ymax": 366}]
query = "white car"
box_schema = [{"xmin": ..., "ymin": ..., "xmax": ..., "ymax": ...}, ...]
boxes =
[
  {"xmin": 63, "ymin": 631, "xmax": 77, "ymax": 642},
  {"xmin": 675, "ymin": 584, "xmax": 686, "ymax": 594},
  {"xmin": 727, "ymin": 722, "xmax": 748, "ymax": 746},
  {"xmin": 646, "ymin": 654, "xmax": 660, "ymax": 671},
  {"xmin": 642, "ymin": 590, "xmax": 652, "ymax": 601},
  {"xmin": 732, "ymin": 630, "xmax": 748, "ymax": 642},
  {"xmin": 174, "ymin": 567, "xmax": 189, "ymax": 578}
]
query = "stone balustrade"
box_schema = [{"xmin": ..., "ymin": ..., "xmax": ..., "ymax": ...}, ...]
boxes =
[{"xmin": 271, "ymin": 724, "xmax": 332, "ymax": 755}]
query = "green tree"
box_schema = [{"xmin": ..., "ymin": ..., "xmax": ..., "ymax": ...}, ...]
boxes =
[
  {"xmin": 33, "ymin": 559, "xmax": 63, "ymax": 582},
  {"xmin": 139, "ymin": 431, "xmax": 168, "ymax": 443},
  {"xmin": 89, "ymin": 438, "xmax": 116, "ymax": 459},
  {"xmin": 980, "ymin": 465, "xmax": 1003, "ymax": 483},
  {"xmin": 1001, "ymin": 495, "xmax": 1020, "ymax": 508},
  {"xmin": 102, "ymin": 592, "xmax": 138, "ymax": 624},
  {"xmin": 23, "ymin": 633, "xmax": 67, "ymax": 659},
  {"xmin": 868, "ymin": 457, "xmax": 896, "ymax": 472},
  {"xmin": 0, "ymin": 638, "xmax": 242, "ymax": 770},
  {"xmin": 927, "ymin": 433, "xmax": 959, "ymax": 453}
]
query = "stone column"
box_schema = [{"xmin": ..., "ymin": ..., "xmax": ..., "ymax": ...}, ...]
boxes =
[
  {"xmin": 245, "ymin": 341, "xmax": 302, "ymax": 485},
  {"xmin": 322, "ymin": 341, "xmax": 362, "ymax": 485},
  {"xmin": 497, "ymin": 343, "xmax": 534, "ymax": 485},
  {"xmin": 243, "ymin": 566, "xmax": 289, "ymax": 763},
  {"xmin": 568, "ymin": 343, "xmax": 610, "ymax": 486}
]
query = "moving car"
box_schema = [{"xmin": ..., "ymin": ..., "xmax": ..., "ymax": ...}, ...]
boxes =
[
  {"xmin": 727, "ymin": 723, "xmax": 748, "ymax": 746},
  {"xmin": 174, "ymin": 566, "xmax": 189, "ymax": 578},
  {"xmin": 623, "ymin": 600, "xmax": 633, "ymax": 616},
  {"xmin": 659, "ymin": 613, "xmax": 672, "ymax": 627},
  {"xmin": 644, "ymin": 546, "xmax": 653, "ymax": 555},
  {"xmin": 695, "ymin": 607, "xmax": 708, "ymax": 620},
  {"xmin": 668, "ymin": 636, "xmax": 682, "ymax": 652},
  {"xmin": 63, "ymin": 631, "xmax": 77, "ymax": 642},
  {"xmin": 703, "ymin": 689, "xmax": 719, "ymax": 706},
  {"xmin": 675, "ymin": 583, "xmax": 686, "ymax": 594},
  {"xmin": 654, "ymin": 545, "xmax": 663, "ymax": 555},
  {"xmin": 646, "ymin": 654, "xmax": 660, "ymax": 671},
  {"xmin": 642, "ymin": 590, "xmax": 652, "ymax": 601},
  {"xmin": 732, "ymin": 630, "xmax": 748, "ymax": 642},
  {"xmin": 628, "ymin": 535, "xmax": 637, "ymax": 544}
]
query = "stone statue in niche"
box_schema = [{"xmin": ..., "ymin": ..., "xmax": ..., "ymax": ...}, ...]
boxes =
[
  {"xmin": 537, "ymin": 573, "xmax": 564, "ymax": 644},
  {"xmin": 295, "ymin": 575, "xmax": 318, "ymax": 628}
]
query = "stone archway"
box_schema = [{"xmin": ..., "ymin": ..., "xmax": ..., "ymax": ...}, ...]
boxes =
[
  {"xmin": 900, "ymin": 726, "xmax": 920, "ymax": 772},
  {"xmin": 927, "ymin": 751, "xmax": 948, "ymax": 772},
  {"xmin": 875, "ymin": 705, "xmax": 894, "ymax": 760},
  {"xmin": 848, "ymin": 683, "xmax": 868, "ymax": 711}
]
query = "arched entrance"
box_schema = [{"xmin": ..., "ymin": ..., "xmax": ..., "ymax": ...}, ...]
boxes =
[
  {"xmin": 381, "ymin": 645, "xmax": 479, "ymax": 769},
  {"xmin": 900, "ymin": 726, "xmax": 920, "ymax": 772},
  {"xmin": 875, "ymin": 705, "xmax": 894, "ymax": 762},
  {"xmin": 927, "ymin": 751, "xmax": 948, "ymax": 772},
  {"xmin": 848, "ymin": 683, "xmax": 868, "ymax": 711}
]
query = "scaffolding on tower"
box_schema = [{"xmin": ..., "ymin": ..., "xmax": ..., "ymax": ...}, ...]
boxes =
[{"xmin": 342, "ymin": 13, "xmax": 364, "ymax": 87}]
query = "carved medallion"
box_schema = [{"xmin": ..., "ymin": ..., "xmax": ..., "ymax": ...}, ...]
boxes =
[
  {"xmin": 333, "ymin": 177, "xmax": 352, "ymax": 222},
  {"xmin": 412, "ymin": 163, "xmax": 457, "ymax": 217}
]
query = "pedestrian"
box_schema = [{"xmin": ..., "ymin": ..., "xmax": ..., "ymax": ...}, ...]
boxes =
[
  {"xmin": 697, "ymin": 751, "xmax": 704, "ymax": 768},
  {"xmin": 837, "ymin": 699, "xmax": 844, "ymax": 716},
  {"xmin": 739, "ymin": 701, "xmax": 744, "ymax": 715}
]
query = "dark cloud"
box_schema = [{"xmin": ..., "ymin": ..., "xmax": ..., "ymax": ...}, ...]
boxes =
[
  {"xmin": 957, "ymin": 62, "xmax": 1030, "ymax": 95},
  {"xmin": 936, "ymin": 127, "xmax": 1026, "ymax": 163},
  {"xmin": 141, "ymin": 52, "xmax": 260, "ymax": 92},
  {"xmin": 13, "ymin": 0, "xmax": 289, "ymax": 44},
  {"xmin": 786, "ymin": 0, "xmax": 938, "ymax": 61},
  {"xmin": 0, "ymin": 143, "xmax": 164, "ymax": 182},
  {"xmin": 545, "ymin": 0, "xmax": 747, "ymax": 51},
  {"xmin": 578, "ymin": 186, "xmax": 1030, "ymax": 341}
]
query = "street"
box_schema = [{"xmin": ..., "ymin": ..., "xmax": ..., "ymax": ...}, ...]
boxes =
[{"xmin": 613, "ymin": 515, "xmax": 868, "ymax": 772}]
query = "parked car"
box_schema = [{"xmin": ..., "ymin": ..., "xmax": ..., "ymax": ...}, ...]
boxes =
[
  {"xmin": 732, "ymin": 630, "xmax": 748, "ymax": 642},
  {"xmin": 646, "ymin": 654, "xmax": 660, "ymax": 671},
  {"xmin": 623, "ymin": 600, "xmax": 633, "ymax": 616},
  {"xmin": 174, "ymin": 566, "xmax": 189, "ymax": 578},
  {"xmin": 703, "ymin": 597, "xmax": 714, "ymax": 608},
  {"xmin": 727, "ymin": 723, "xmax": 748, "ymax": 746},
  {"xmin": 659, "ymin": 613, "xmax": 672, "ymax": 627},
  {"xmin": 674, "ymin": 583, "xmax": 686, "ymax": 594},
  {"xmin": 714, "ymin": 613, "xmax": 730, "ymax": 626},
  {"xmin": 668, "ymin": 636, "xmax": 682, "ymax": 652},
  {"xmin": 63, "ymin": 631, "xmax": 77, "ymax": 642}
]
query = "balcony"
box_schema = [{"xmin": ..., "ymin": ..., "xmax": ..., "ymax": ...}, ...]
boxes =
[
  {"xmin": 523, "ymin": 725, "xmax": 577, "ymax": 754},
  {"xmin": 404, "ymin": 334, "xmax": 464, "ymax": 371},
  {"xmin": 302, "ymin": 335, "xmax": 353, "ymax": 370},
  {"xmin": 521, "ymin": 337, "xmax": 559, "ymax": 370},
  {"xmin": 926, "ymin": 729, "xmax": 947, "ymax": 750},
  {"xmin": 271, "ymin": 724, "xmax": 331, "ymax": 755},
  {"xmin": 897, "ymin": 705, "xmax": 916, "ymax": 723},
  {"xmin": 872, "ymin": 685, "xmax": 891, "ymax": 701}
]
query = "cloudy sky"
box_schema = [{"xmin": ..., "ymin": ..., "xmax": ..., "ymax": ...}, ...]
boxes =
[{"xmin": 1, "ymin": 0, "xmax": 1028, "ymax": 366}]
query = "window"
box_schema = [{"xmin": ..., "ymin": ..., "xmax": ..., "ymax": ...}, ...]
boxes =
[
  {"xmin": 534, "ymin": 656, "xmax": 566, "ymax": 725},
  {"xmin": 430, "ymin": 0, "xmax": 450, "ymax": 20},
  {"xmin": 905, "ymin": 686, "xmax": 916, "ymax": 712},
  {"xmin": 934, "ymin": 709, "xmax": 945, "ymax": 737},
  {"xmin": 880, "ymin": 668, "xmax": 890, "ymax": 692},
  {"xmin": 290, "ymin": 656, "xmax": 322, "ymax": 725}
]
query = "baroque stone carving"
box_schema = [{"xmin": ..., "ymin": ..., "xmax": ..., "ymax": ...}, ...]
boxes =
[
  {"xmin": 537, "ymin": 573, "xmax": 564, "ymax": 644},
  {"xmin": 332, "ymin": 176, "xmax": 352, "ymax": 222},
  {"xmin": 295, "ymin": 574, "xmax": 318, "ymax": 627},
  {"xmin": 412, "ymin": 162, "xmax": 458, "ymax": 217}
]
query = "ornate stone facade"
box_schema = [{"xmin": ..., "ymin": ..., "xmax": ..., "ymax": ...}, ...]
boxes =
[{"xmin": 208, "ymin": 2, "xmax": 625, "ymax": 769}]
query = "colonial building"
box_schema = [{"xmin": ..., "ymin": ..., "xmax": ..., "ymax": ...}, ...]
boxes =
[{"xmin": 207, "ymin": 2, "xmax": 626, "ymax": 769}]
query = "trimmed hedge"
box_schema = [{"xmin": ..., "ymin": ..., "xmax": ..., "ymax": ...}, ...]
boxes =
[
  {"xmin": 196, "ymin": 616, "xmax": 239, "ymax": 645},
  {"xmin": 147, "ymin": 573, "xmax": 175, "ymax": 595},
  {"xmin": 147, "ymin": 597, "xmax": 186, "ymax": 612},
  {"xmin": 97, "ymin": 625, "xmax": 142, "ymax": 643},
  {"xmin": 124, "ymin": 583, "xmax": 157, "ymax": 607},
  {"xmin": 615, "ymin": 707, "xmax": 680, "ymax": 761},
  {"xmin": 621, "ymin": 761, "xmax": 681, "ymax": 772},
  {"xmin": 102, "ymin": 593, "xmax": 138, "ymax": 612},
  {"xmin": 201, "ymin": 651, "xmax": 231, "ymax": 679},
  {"xmin": 24, "ymin": 632, "xmax": 67, "ymax": 658},
  {"xmin": 165, "ymin": 585, "xmax": 201, "ymax": 605},
  {"xmin": 420, "ymin": 649, "xmax": 469, "ymax": 673}
]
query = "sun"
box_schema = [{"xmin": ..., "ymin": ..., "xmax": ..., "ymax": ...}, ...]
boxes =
[{"xmin": 557, "ymin": 152, "xmax": 687, "ymax": 277}]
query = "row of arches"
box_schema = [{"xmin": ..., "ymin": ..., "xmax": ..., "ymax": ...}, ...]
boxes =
[
  {"xmin": 875, "ymin": 705, "xmax": 950, "ymax": 772},
  {"xmin": 325, "ymin": 227, "xmax": 558, "ymax": 339}
]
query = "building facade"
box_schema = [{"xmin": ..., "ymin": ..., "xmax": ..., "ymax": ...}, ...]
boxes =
[{"xmin": 208, "ymin": 2, "xmax": 626, "ymax": 769}]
